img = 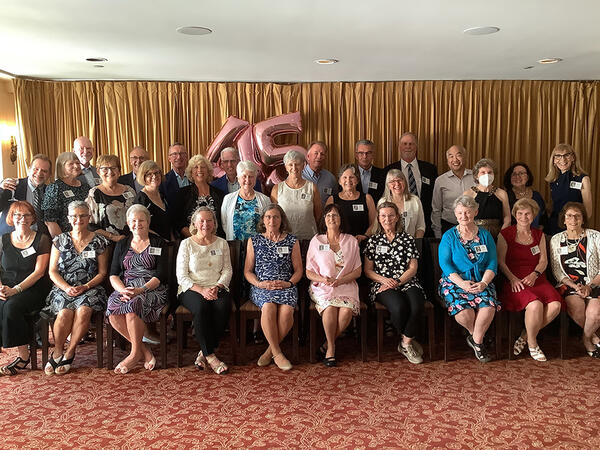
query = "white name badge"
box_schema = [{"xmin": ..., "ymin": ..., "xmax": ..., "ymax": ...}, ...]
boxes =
[
  {"xmin": 21, "ymin": 247, "xmax": 36, "ymax": 257},
  {"xmin": 318, "ymin": 244, "xmax": 330, "ymax": 251},
  {"xmin": 277, "ymin": 246, "xmax": 290, "ymax": 255},
  {"xmin": 402, "ymin": 211, "xmax": 413, "ymax": 218},
  {"xmin": 82, "ymin": 250, "xmax": 95, "ymax": 258},
  {"xmin": 352, "ymin": 204, "xmax": 364, "ymax": 212},
  {"xmin": 254, "ymin": 207, "xmax": 260, "ymax": 214},
  {"xmin": 368, "ymin": 181, "xmax": 378, "ymax": 189},
  {"xmin": 323, "ymin": 187, "xmax": 332, "ymax": 195},
  {"xmin": 530, "ymin": 245, "xmax": 540, "ymax": 255},
  {"xmin": 148, "ymin": 246, "xmax": 162, "ymax": 256},
  {"xmin": 94, "ymin": 178, "xmax": 101, "ymax": 185},
  {"xmin": 474, "ymin": 245, "xmax": 488, "ymax": 253},
  {"xmin": 123, "ymin": 191, "xmax": 134, "ymax": 199},
  {"xmin": 210, "ymin": 249, "xmax": 223, "ymax": 256},
  {"xmin": 376, "ymin": 245, "xmax": 389, "ymax": 254},
  {"xmin": 421, "ymin": 176, "xmax": 430, "ymax": 185},
  {"xmin": 300, "ymin": 193, "xmax": 312, "ymax": 201},
  {"xmin": 558, "ymin": 246, "xmax": 568, "ymax": 255},
  {"xmin": 63, "ymin": 190, "xmax": 74, "ymax": 198},
  {"xmin": 570, "ymin": 181, "xmax": 582, "ymax": 190}
]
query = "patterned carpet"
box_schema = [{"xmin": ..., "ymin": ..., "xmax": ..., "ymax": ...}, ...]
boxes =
[{"xmin": 1, "ymin": 337, "xmax": 599, "ymax": 449}]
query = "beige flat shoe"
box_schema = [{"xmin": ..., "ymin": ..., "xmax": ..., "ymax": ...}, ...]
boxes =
[
  {"xmin": 273, "ymin": 353, "xmax": 292, "ymax": 371},
  {"xmin": 257, "ymin": 347, "xmax": 272, "ymax": 367}
]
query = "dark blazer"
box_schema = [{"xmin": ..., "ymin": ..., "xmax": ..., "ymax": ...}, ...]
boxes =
[
  {"xmin": 0, "ymin": 177, "xmax": 29, "ymax": 235},
  {"xmin": 210, "ymin": 174, "xmax": 262, "ymax": 194},
  {"xmin": 385, "ymin": 159, "xmax": 438, "ymax": 236},
  {"xmin": 356, "ymin": 165, "xmax": 386, "ymax": 204},
  {"xmin": 161, "ymin": 169, "xmax": 183, "ymax": 212},
  {"xmin": 173, "ymin": 184, "xmax": 225, "ymax": 238},
  {"xmin": 117, "ymin": 172, "xmax": 137, "ymax": 191}
]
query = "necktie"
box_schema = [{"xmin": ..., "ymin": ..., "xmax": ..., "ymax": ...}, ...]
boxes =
[
  {"xmin": 33, "ymin": 186, "xmax": 45, "ymax": 232},
  {"xmin": 361, "ymin": 169, "xmax": 369, "ymax": 194},
  {"xmin": 407, "ymin": 163, "xmax": 418, "ymax": 195}
]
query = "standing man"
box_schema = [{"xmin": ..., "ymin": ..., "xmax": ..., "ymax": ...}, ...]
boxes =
[
  {"xmin": 354, "ymin": 139, "xmax": 386, "ymax": 204},
  {"xmin": 0, "ymin": 154, "xmax": 52, "ymax": 234},
  {"xmin": 73, "ymin": 136, "xmax": 99, "ymax": 187},
  {"xmin": 161, "ymin": 142, "xmax": 190, "ymax": 208},
  {"xmin": 302, "ymin": 141, "xmax": 338, "ymax": 206},
  {"xmin": 386, "ymin": 132, "xmax": 438, "ymax": 236},
  {"xmin": 118, "ymin": 146, "xmax": 149, "ymax": 193},
  {"xmin": 431, "ymin": 145, "xmax": 475, "ymax": 238},
  {"xmin": 210, "ymin": 147, "xmax": 262, "ymax": 193}
]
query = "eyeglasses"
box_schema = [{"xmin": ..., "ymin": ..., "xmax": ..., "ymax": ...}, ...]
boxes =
[
  {"xmin": 325, "ymin": 213, "xmax": 340, "ymax": 218},
  {"xmin": 565, "ymin": 213, "xmax": 583, "ymax": 220},
  {"xmin": 379, "ymin": 214, "xmax": 397, "ymax": 220},
  {"xmin": 388, "ymin": 179, "xmax": 404, "ymax": 185},
  {"xmin": 169, "ymin": 152, "xmax": 188, "ymax": 158},
  {"xmin": 68, "ymin": 214, "xmax": 90, "ymax": 220},
  {"xmin": 145, "ymin": 171, "xmax": 161, "ymax": 178},
  {"xmin": 13, "ymin": 213, "xmax": 33, "ymax": 219},
  {"xmin": 511, "ymin": 171, "xmax": 528, "ymax": 177},
  {"xmin": 221, "ymin": 159, "xmax": 239, "ymax": 165},
  {"xmin": 356, "ymin": 151, "xmax": 373, "ymax": 157},
  {"xmin": 99, "ymin": 166, "xmax": 118, "ymax": 173},
  {"xmin": 554, "ymin": 153, "xmax": 572, "ymax": 160}
]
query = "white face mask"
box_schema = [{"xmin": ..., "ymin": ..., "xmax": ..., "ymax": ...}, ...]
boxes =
[{"xmin": 479, "ymin": 173, "xmax": 494, "ymax": 187}]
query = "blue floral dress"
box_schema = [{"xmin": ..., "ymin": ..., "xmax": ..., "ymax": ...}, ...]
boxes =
[
  {"xmin": 233, "ymin": 196, "xmax": 260, "ymax": 240},
  {"xmin": 438, "ymin": 232, "xmax": 500, "ymax": 316},
  {"xmin": 250, "ymin": 233, "xmax": 298, "ymax": 308},
  {"xmin": 44, "ymin": 233, "xmax": 110, "ymax": 316}
]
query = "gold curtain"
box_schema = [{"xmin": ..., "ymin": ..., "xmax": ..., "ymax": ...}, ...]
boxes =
[{"xmin": 13, "ymin": 79, "xmax": 600, "ymax": 227}]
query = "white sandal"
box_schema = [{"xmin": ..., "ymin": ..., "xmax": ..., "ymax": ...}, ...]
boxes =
[{"xmin": 529, "ymin": 346, "xmax": 547, "ymax": 362}]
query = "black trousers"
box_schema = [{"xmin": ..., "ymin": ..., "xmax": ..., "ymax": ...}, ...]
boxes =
[
  {"xmin": 376, "ymin": 286, "xmax": 425, "ymax": 339},
  {"xmin": 179, "ymin": 290, "xmax": 231, "ymax": 356},
  {"xmin": 0, "ymin": 284, "xmax": 47, "ymax": 348},
  {"xmin": 441, "ymin": 219, "xmax": 456, "ymax": 235}
]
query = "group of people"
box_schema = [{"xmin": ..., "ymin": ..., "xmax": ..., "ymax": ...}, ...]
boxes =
[{"xmin": 0, "ymin": 133, "xmax": 598, "ymax": 376}]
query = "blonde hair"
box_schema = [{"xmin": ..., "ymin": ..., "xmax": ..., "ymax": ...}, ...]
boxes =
[
  {"xmin": 544, "ymin": 143, "xmax": 586, "ymax": 182},
  {"xmin": 96, "ymin": 154, "xmax": 121, "ymax": 171},
  {"xmin": 137, "ymin": 160, "xmax": 162, "ymax": 186},
  {"xmin": 368, "ymin": 201, "xmax": 404, "ymax": 236},
  {"xmin": 188, "ymin": 207, "xmax": 218, "ymax": 235},
  {"xmin": 512, "ymin": 198, "xmax": 540, "ymax": 219},
  {"xmin": 380, "ymin": 169, "xmax": 411, "ymax": 202},
  {"xmin": 185, "ymin": 154, "xmax": 214, "ymax": 182},
  {"xmin": 55, "ymin": 152, "xmax": 80, "ymax": 179}
]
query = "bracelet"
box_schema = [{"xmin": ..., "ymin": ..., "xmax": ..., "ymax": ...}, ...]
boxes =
[
  {"xmin": 142, "ymin": 284, "xmax": 149, "ymax": 293},
  {"xmin": 481, "ymin": 281, "xmax": 488, "ymax": 287},
  {"xmin": 84, "ymin": 283, "xmax": 90, "ymax": 290},
  {"xmin": 14, "ymin": 284, "xmax": 22, "ymax": 293},
  {"xmin": 534, "ymin": 270, "xmax": 541, "ymax": 277}
]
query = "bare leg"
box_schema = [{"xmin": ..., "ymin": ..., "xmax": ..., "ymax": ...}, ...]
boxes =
[
  {"xmin": 53, "ymin": 309, "xmax": 75, "ymax": 357},
  {"xmin": 472, "ymin": 307, "xmax": 495, "ymax": 345},
  {"xmin": 109, "ymin": 315, "xmax": 131, "ymax": 342},
  {"xmin": 542, "ymin": 301, "xmax": 562, "ymax": 328},
  {"xmin": 583, "ymin": 299, "xmax": 600, "ymax": 349},
  {"xmin": 276, "ymin": 305, "xmax": 294, "ymax": 347},
  {"xmin": 524, "ymin": 300, "xmax": 544, "ymax": 348},
  {"xmin": 64, "ymin": 306, "xmax": 92, "ymax": 359},
  {"xmin": 321, "ymin": 307, "xmax": 339, "ymax": 358},
  {"xmin": 565, "ymin": 295, "xmax": 586, "ymax": 328},
  {"xmin": 454, "ymin": 309, "xmax": 475, "ymax": 336},
  {"xmin": 119, "ymin": 313, "xmax": 148, "ymax": 370},
  {"xmin": 17, "ymin": 345, "xmax": 29, "ymax": 361},
  {"xmin": 261, "ymin": 303, "xmax": 281, "ymax": 355},
  {"xmin": 336, "ymin": 308, "xmax": 353, "ymax": 339}
]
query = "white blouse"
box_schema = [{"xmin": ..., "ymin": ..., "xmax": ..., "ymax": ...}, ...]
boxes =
[{"xmin": 176, "ymin": 236, "xmax": 232, "ymax": 295}]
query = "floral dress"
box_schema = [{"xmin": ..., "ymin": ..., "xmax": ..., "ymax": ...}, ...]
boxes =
[
  {"xmin": 87, "ymin": 185, "xmax": 136, "ymax": 235},
  {"xmin": 233, "ymin": 196, "xmax": 260, "ymax": 240},
  {"xmin": 44, "ymin": 233, "xmax": 110, "ymax": 316},
  {"xmin": 42, "ymin": 179, "xmax": 90, "ymax": 232}
]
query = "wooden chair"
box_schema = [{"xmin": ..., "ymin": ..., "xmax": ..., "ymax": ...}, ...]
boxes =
[{"xmin": 25, "ymin": 311, "xmax": 42, "ymax": 370}]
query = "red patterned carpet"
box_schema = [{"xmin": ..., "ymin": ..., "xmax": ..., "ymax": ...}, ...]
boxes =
[{"xmin": 1, "ymin": 337, "xmax": 599, "ymax": 449}]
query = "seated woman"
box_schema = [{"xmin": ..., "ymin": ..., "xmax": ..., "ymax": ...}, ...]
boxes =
[
  {"xmin": 42, "ymin": 152, "xmax": 90, "ymax": 237},
  {"xmin": 221, "ymin": 161, "xmax": 271, "ymax": 241},
  {"xmin": 0, "ymin": 201, "xmax": 51, "ymax": 376},
  {"xmin": 306, "ymin": 204, "xmax": 362, "ymax": 367},
  {"xmin": 550, "ymin": 202, "xmax": 600, "ymax": 358},
  {"xmin": 87, "ymin": 154, "xmax": 136, "ymax": 243},
  {"xmin": 438, "ymin": 195, "xmax": 500, "ymax": 362},
  {"xmin": 503, "ymin": 162, "xmax": 546, "ymax": 229},
  {"xmin": 44, "ymin": 201, "xmax": 110, "ymax": 375},
  {"xmin": 497, "ymin": 198, "xmax": 563, "ymax": 361},
  {"xmin": 364, "ymin": 202, "xmax": 426, "ymax": 364},
  {"xmin": 378, "ymin": 169, "xmax": 426, "ymax": 238},
  {"xmin": 463, "ymin": 158, "xmax": 510, "ymax": 239},
  {"xmin": 326, "ymin": 164, "xmax": 376, "ymax": 243},
  {"xmin": 177, "ymin": 207, "xmax": 232, "ymax": 374},
  {"xmin": 244, "ymin": 204, "xmax": 303, "ymax": 371},
  {"xmin": 135, "ymin": 160, "xmax": 171, "ymax": 240},
  {"xmin": 106, "ymin": 205, "xmax": 168, "ymax": 373}
]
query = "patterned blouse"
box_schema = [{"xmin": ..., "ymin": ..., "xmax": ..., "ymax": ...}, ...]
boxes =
[
  {"xmin": 233, "ymin": 196, "xmax": 260, "ymax": 240},
  {"xmin": 87, "ymin": 185, "xmax": 136, "ymax": 235}
]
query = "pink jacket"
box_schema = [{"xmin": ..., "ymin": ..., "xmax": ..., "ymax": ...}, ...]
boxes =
[{"xmin": 306, "ymin": 233, "xmax": 361, "ymax": 300}]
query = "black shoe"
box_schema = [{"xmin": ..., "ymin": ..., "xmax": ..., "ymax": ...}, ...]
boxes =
[
  {"xmin": 467, "ymin": 335, "xmax": 491, "ymax": 363},
  {"xmin": 316, "ymin": 344, "xmax": 326, "ymax": 362},
  {"xmin": 323, "ymin": 356, "xmax": 336, "ymax": 367},
  {"xmin": 587, "ymin": 348, "xmax": 600, "ymax": 358}
]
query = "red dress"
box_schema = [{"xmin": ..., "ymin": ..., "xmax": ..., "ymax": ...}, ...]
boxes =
[{"xmin": 500, "ymin": 226, "xmax": 564, "ymax": 311}]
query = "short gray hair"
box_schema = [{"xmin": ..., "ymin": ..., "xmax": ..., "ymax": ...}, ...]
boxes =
[
  {"xmin": 473, "ymin": 158, "xmax": 496, "ymax": 182},
  {"xmin": 283, "ymin": 150, "xmax": 305, "ymax": 165},
  {"xmin": 236, "ymin": 160, "xmax": 258, "ymax": 178},
  {"xmin": 126, "ymin": 204, "xmax": 151, "ymax": 223},
  {"xmin": 355, "ymin": 139, "xmax": 374, "ymax": 151},
  {"xmin": 220, "ymin": 147, "xmax": 239, "ymax": 159},
  {"xmin": 446, "ymin": 145, "xmax": 467, "ymax": 158},
  {"xmin": 453, "ymin": 194, "xmax": 478, "ymax": 211},
  {"xmin": 189, "ymin": 206, "xmax": 218, "ymax": 235},
  {"xmin": 67, "ymin": 200, "xmax": 89, "ymax": 216},
  {"xmin": 338, "ymin": 163, "xmax": 358, "ymax": 179}
]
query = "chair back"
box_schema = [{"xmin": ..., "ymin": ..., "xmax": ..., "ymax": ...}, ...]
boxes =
[{"xmin": 228, "ymin": 240, "xmax": 242, "ymax": 308}]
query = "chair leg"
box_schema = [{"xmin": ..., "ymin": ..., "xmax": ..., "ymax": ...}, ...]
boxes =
[
  {"xmin": 95, "ymin": 313, "xmax": 104, "ymax": 368},
  {"xmin": 376, "ymin": 310, "xmax": 383, "ymax": 363},
  {"xmin": 176, "ymin": 313, "xmax": 184, "ymax": 368},
  {"xmin": 560, "ymin": 309, "xmax": 568, "ymax": 359},
  {"xmin": 229, "ymin": 313, "xmax": 237, "ymax": 365},
  {"xmin": 309, "ymin": 308, "xmax": 317, "ymax": 364},
  {"xmin": 427, "ymin": 309, "xmax": 434, "ymax": 361},
  {"xmin": 106, "ymin": 319, "xmax": 114, "ymax": 370},
  {"xmin": 29, "ymin": 320, "xmax": 38, "ymax": 370},
  {"xmin": 239, "ymin": 313, "xmax": 247, "ymax": 365},
  {"xmin": 361, "ymin": 309, "xmax": 367, "ymax": 362},
  {"xmin": 507, "ymin": 312, "xmax": 514, "ymax": 361},
  {"xmin": 160, "ymin": 314, "xmax": 168, "ymax": 369},
  {"xmin": 40, "ymin": 317, "xmax": 49, "ymax": 368},
  {"xmin": 292, "ymin": 309, "xmax": 299, "ymax": 363},
  {"xmin": 444, "ymin": 314, "xmax": 450, "ymax": 363},
  {"xmin": 495, "ymin": 312, "xmax": 502, "ymax": 361}
]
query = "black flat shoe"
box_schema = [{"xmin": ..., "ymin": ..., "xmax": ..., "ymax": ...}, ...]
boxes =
[
  {"xmin": 323, "ymin": 356, "xmax": 336, "ymax": 367},
  {"xmin": 316, "ymin": 344, "xmax": 326, "ymax": 362}
]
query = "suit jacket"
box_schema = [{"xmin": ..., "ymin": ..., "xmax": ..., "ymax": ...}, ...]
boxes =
[
  {"xmin": 385, "ymin": 159, "xmax": 438, "ymax": 236},
  {"xmin": 77, "ymin": 165, "xmax": 99, "ymax": 188},
  {"xmin": 118, "ymin": 172, "xmax": 142, "ymax": 193},
  {"xmin": 161, "ymin": 169, "xmax": 183, "ymax": 211},
  {"xmin": 0, "ymin": 177, "xmax": 47, "ymax": 235},
  {"xmin": 356, "ymin": 165, "xmax": 386, "ymax": 204},
  {"xmin": 210, "ymin": 173, "xmax": 262, "ymax": 194}
]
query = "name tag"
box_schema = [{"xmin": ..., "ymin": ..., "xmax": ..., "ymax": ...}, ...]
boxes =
[
  {"xmin": 210, "ymin": 249, "xmax": 223, "ymax": 256},
  {"xmin": 352, "ymin": 204, "xmax": 364, "ymax": 212},
  {"xmin": 82, "ymin": 250, "xmax": 95, "ymax": 258},
  {"xmin": 123, "ymin": 191, "xmax": 134, "ymax": 199},
  {"xmin": 94, "ymin": 178, "xmax": 101, "ymax": 185},
  {"xmin": 21, "ymin": 247, "xmax": 36, "ymax": 257},
  {"xmin": 376, "ymin": 245, "xmax": 389, "ymax": 254},
  {"xmin": 63, "ymin": 190, "xmax": 74, "ymax": 198},
  {"xmin": 474, "ymin": 245, "xmax": 488, "ymax": 254},
  {"xmin": 402, "ymin": 211, "xmax": 412, "ymax": 218},
  {"xmin": 421, "ymin": 176, "xmax": 430, "ymax": 185},
  {"xmin": 558, "ymin": 246, "xmax": 568, "ymax": 255},
  {"xmin": 300, "ymin": 193, "xmax": 312, "ymax": 201},
  {"xmin": 368, "ymin": 181, "xmax": 378, "ymax": 189},
  {"xmin": 570, "ymin": 181, "xmax": 582, "ymax": 190},
  {"xmin": 323, "ymin": 187, "xmax": 332, "ymax": 195},
  {"xmin": 318, "ymin": 244, "xmax": 330, "ymax": 251},
  {"xmin": 277, "ymin": 246, "xmax": 290, "ymax": 255},
  {"xmin": 148, "ymin": 246, "xmax": 162, "ymax": 256},
  {"xmin": 530, "ymin": 245, "xmax": 540, "ymax": 255}
]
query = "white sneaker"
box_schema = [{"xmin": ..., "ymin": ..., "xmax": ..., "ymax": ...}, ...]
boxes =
[{"xmin": 398, "ymin": 343, "xmax": 423, "ymax": 364}]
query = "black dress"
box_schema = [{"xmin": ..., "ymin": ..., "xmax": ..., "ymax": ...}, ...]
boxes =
[
  {"xmin": 0, "ymin": 232, "xmax": 51, "ymax": 348},
  {"xmin": 173, "ymin": 184, "xmax": 225, "ymax": 238},
  {"xmin": 134, "ymin": 190, "xmax": 171, "ymax": 240},
  {"xmin": 332, "ymin": 192, "xmax": 370, "ymax": 237},
  {"xmin": 472, "ymin": 186, "xmax": 503, "ymax": 239}
]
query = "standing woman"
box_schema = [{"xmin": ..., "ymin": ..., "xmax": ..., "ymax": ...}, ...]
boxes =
[
  {"xmin": 325, "ymin": 164, "xmax": 376, "ymax": 243},
  {"xmin": 244, "ymin": 205, "xmax": 303, "ymax": 371},
  {"xmin": 0, "ymin": 202, "xmax": 51, "ymax": 376},
  {"xmin": 306, "ymin": 204, "xmax": 362, "ymax": 366},
  {"xmin": 135, "ymin": 160, "xmax": 171, "ymax": 240},
  {"xmin": 107, "ymin": 205, "xmax": 168, "ymax": 373},
  {"xmin": 44, "ymin": 201, "xmax": 110, "ymax": 374},
  {"xmin": 271, "ymin": 150, "xmax": 321, "ymax": 240},
  {"xmin": 378, "ymin": 169, "xmax": 426, "ymax": 238},
  {"xmin": 42, "ymin": 152, "xmax": 90, "ymax": 237},
  {"xmin": 87, "ymin": 154, "xmax": 136, "ymax": 243},
  {"xmin": 503, "ymin": 163, "xmax": 546, "ymax": 229},
  {"xmin": 463, "ymin": 158, "xmax": 511, "ymax": 240},
  {"xmin": 545, "ymin": 144, "xmax": 592, "ymax": 235},
  {"xmin": 221, "ymin": 161, "xmax": 271, "ymax": 241}
]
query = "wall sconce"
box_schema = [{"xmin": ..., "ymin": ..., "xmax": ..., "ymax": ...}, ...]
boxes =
[{"xmin": 0, "ymin": 123, "xmax": 18, "ymax": 165}]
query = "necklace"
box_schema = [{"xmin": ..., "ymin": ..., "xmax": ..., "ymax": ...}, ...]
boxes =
[
  {"xmin": 13, "ymin": 231, "xmax": 34, "ymax": 243},
  {"xmin": 513, "ymin": 187, "xmax": 531, "ymax": 199}
]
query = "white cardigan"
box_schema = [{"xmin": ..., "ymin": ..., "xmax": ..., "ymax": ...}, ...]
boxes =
[
  {"xmin": 220, "ymin": 189, "xmax": 271, "ymax": 240},
  {"xmin": 550, "ymin": 229, "xmax": 600, "ymax": 285}
]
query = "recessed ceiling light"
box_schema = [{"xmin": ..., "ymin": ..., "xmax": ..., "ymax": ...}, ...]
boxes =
[
  {"xmin": 538, "ymin": 58, "xmax": 562, "ymax": 64},
  {"xmin": 86, "ymin": 57, "xmax": 108, "ymax": 62},
  {"xmin": 177, "ymin": 26, "xmax": 212, "ymax": 36},
  {"xmin": 314, "ymin": 59, "xmax": 339, "ymax": 65},
  {"xmin": 93, "ymin": 65, "xmax": 104, "ymax": 68},
  {"xmin": 463, "ymin": 26, "xmax": 500, "ymax": 36}
]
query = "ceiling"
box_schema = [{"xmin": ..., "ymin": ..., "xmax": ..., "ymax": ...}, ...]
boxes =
[{"xmin": 1, "ymin": 0, "xmax": 599, "ymax": 82}]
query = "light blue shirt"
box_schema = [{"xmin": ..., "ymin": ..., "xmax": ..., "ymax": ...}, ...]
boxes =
[
  {"xmin": 175, "ymin": 172, "xmax": 190, "ymax": 188},
  {"xmin": 302, "ymin": 165, "xmax": 338, "ymax": 206},
  {"xmin": 359, "ymin": 166, "xmax": 371, "ymax": 194}
]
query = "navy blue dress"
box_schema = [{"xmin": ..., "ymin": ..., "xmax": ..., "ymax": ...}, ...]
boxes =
[{"xmin": 548, "ymin": 171, "xmax": 586, "ymax": 235}]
